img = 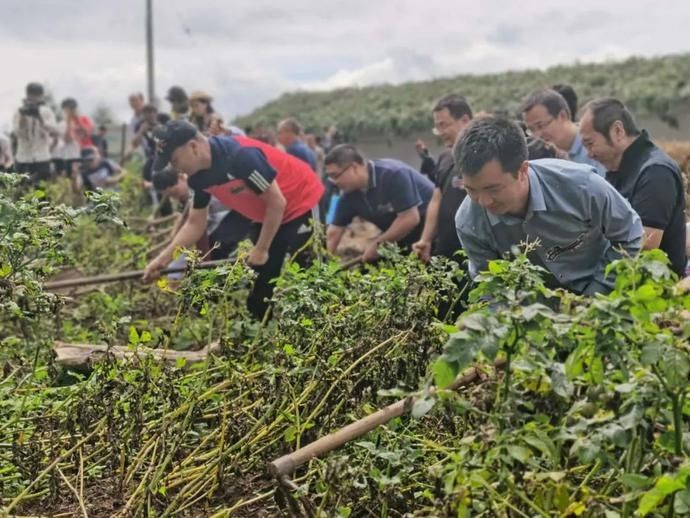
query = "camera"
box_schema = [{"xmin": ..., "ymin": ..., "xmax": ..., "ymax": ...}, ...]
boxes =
[{"xmin": 19, "ymin": 101, "xmax": 41, "ymax": 118}]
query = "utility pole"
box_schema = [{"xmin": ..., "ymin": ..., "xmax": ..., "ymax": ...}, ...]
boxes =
[{"xmin": 146, "ymin": 0, "xmax": 155, "ymax": 104}]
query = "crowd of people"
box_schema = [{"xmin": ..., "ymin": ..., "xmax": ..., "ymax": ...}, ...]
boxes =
[{"xmin": 2, "ymin": 80, "xmax": 687, "ymax": 321}]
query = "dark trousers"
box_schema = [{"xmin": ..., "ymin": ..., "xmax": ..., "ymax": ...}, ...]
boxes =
[
  {"xmin": 208, "ymin": 211, "xmax": 253, "ymax": 261},
  {"xmin": 247, "ymin": 210, "xmax": 314, "ymax": 320},
  {"xmin": 15, "ymin": 161, "xmax": 51, "ymax": 183}
]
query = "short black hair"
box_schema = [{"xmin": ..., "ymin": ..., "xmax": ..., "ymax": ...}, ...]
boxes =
[
  {"xmin": 521, "ymin": 88, "xmax": 571, "ymax": 120},
  {"xmin": 157, "ymin": 113, "xmax": 171, "ymax": 125},
  {"xmin": 26, "ymin": 82, "xmax": 44, "ymax": 97},
  {"xmin": 454, "ymin": 117, "xmax": 527, "ymax": 178},
  {"xmin": 527, "ymin": 137, "xmax": 559, "ymax": 160},
  {"xmin": 433, "ymin": 94, "xmax": 473, "ymax": 120},
  {"xmin": 324, "ymin": 144, "xmax": 365, "ymax": 168},
  {"xmin": 61, "ymin": 98, "xmax": 77, "ymax": 110},
  {"xmin": 552, "ymin": 84, "xmax": 578, "ymax": 121},
  {"xmin": 142, "ymin": 104, "xmax": 157, "ymax": 114},
  {"xmin": 152, "ymin": 168, "xmax": 180, "ymax": 192},
  {"xmin": 582, "ymin": 97, "xmax": 640, "ymax": 142}
]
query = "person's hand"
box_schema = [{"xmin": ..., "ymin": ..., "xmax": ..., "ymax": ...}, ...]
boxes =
[
  {"xmin": 362, "ymin": 241, "xmax": 380, "ymax": 263},
  {"xmin": 412, "ymin": 239, "xmax": 432, "ymax": 263},
  {"xmin": 247, "ymin": 246, "xmax": 269, "ymax": 267},
  {"xmin": 143, "ymin": 255, "xmax": 168, "ymax": 282},
  {"xmin": 415, "ymin": 139, "xmax": 427, "ymax": 155}
]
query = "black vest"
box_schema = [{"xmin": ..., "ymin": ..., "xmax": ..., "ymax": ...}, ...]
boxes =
[{"xmin": 607, "ymin": 132, "xmax": 686, "ymax": 276}]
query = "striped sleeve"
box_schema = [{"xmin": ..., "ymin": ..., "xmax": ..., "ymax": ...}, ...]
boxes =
[{"xmin": 233, "ymin": 147, "xmax": 277, "ymax": 194}]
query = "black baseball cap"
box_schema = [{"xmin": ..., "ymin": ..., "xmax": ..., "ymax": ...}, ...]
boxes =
[
  {"xmin": 153, "ymin": 120, "xmax": 198, "ymax": 171},
  {"xmin": 81, "ymin": 147, "xmax": 98, "ymax": 160},
  {"xmin": 166, "ymin": 86, "xmax": 188, "ymax": 103}
]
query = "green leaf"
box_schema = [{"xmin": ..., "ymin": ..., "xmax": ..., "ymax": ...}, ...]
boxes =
[
  {"xmin": 506, "ymin": 445, "xmax": 531, "ymax": 463},
  {"xmin": 638, "ymin": 475, "xmax": 685, "ymax": 516},
  {"xmin": 635, "ymin": 283, "xmax": 661, "ymax": 302},
  {"xmin": 0, "ymin": 263, "xmax": 11, "ymax": 279},
  {"xmin": 433, "ymin": 358, "xmax": 457, "ymax": 389},
  {"xmin": 175, "ymin": 357, "xmax": 187, "ymax": 369},
  {"xmin": 128, "ymin": 326, "xmax": 139, "ymax": 345},
  {"xmin": 488, "ymin": 261, "xmax": 505, "ymax": 274},
  {"xmin": 283, "ymin": 425, "xmax": 297, "ymax": 442},
  {"xmin": 674, "ymin": 488, "xmax": 690, "ymax": 514},
  {"xmin": 620, "ymin": 473, "xmax": 651, "ymax": 490},
  {"xmin": 411, "ymin": 397, "xmax": 436, "ymax": 419},
  {"xmin": 641, "ymin": 344, "xmax": 662, "ymax": 365},
  {"xmin": 549, "ymin": 363, "xmax": 574, "ymax": 399}
]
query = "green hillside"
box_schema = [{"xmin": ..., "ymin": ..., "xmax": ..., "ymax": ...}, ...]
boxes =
[{"xmin": 235, "ymin": 53, "xmax": 690, "ymax": 137}]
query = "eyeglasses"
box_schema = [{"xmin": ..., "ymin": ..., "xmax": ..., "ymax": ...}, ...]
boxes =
[
  {"xmin": 325, "ymin": 164, "xmax": 352, "ymax": 183},
  {"xmin": 432, "ymin": 121, "xmax": 453, "ymax": 136},
  {"xmin": 527, "ymin": 117, "xmax": 555, "ymax": 135}
]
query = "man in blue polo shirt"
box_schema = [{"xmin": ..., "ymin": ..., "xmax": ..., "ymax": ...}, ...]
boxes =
[
  {"xmin": 522, "ymin": 88, "xmax": 606, "ymax": 175},
  {"xmin": 325, "ymin": 144, "xmax": 434, "ymax": 262},
  {"xmin": 455, "ymin": 116, "xmax": 642, "ymax": 295},
  {"xmin": 277, "ymin": 118, "xmax": 318, "ymax": 171}
]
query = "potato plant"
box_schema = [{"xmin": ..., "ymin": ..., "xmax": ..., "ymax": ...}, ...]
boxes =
[{"xmin": 3, "ymin": 170, "xmax": 690, "ymax": 518}]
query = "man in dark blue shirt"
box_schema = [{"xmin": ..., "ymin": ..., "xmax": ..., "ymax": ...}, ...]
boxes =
[
  {"xmin": 325, "ymin": 144, "xmax": 434, "ymax": 262},
  {"xmin": 277, "ymin": 118, "xmax": 318, "ymax": 171}
]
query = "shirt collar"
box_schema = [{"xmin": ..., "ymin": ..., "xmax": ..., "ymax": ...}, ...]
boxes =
[
  {"xmin": 569, "ymin": 131, "xmax": 584, "ymax": 157},
  {"xmin": 486, "ymin": 167, "xmax": 545, "ymax": 226},
  {"xmin": 616, "ymin": 130, "xmax": 653, "ymax": 174},
  {"xmin": 367, "ymin": 160, "xmax": 377, "ymax": 190}
]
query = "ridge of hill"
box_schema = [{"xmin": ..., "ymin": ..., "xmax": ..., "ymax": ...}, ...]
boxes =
[{"xmin": 235, "ymin": 53, "xmax": 690, "ymax": 137}]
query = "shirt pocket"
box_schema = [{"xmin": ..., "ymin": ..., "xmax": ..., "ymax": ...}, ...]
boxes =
[{"xmin": 538, "ymin": 221, "xmax": 595, "ymax": 264}]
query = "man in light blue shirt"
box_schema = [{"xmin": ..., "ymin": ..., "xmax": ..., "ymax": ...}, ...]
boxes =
[
  {"xmin": 277, "ymin": 118, "xmax": 318, "ymax": 172},
  {"xmin": 522, "ymin": 88, "xmax": 606, "ymax": 175},
  {"xmin": 455, "ymin": 116, "xmax": 642, "ymax": 296}
]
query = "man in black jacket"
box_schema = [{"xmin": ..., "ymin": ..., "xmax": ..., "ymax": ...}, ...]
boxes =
[
  {"xmin": 579, "ymin": 98, "xmax": 686, "ymax": 276},
  {"xmin": 412, "ymin": 94, "xmax": 473, "ymax": 262}
]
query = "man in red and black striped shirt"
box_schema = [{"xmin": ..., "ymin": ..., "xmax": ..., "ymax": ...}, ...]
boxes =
[{"xmin": 143, "ymin": 120, "xmax": 324, "ymax": 319}]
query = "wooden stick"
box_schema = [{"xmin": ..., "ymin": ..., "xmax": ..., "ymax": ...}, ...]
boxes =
[
  {"xmin": 147, "ymin": 239, "xmax": 172, "ymax": 257},
  {"xmin": 269, "ymin": 359, "xmax": 505, "ymax": 477},
  {"xmin": 128, "ymin": 212, "xmax": 180, "ymax": 226},
  {"xmin": 53, "ymin": 341, "xmax": 220, "ymax": 369},
  {"xmin": 337, "ymin": 256, "xmax": 363, "ymax": 272},
  {"xmin": 43, "ymin": 259, "xmax": 231, "ymax": 290},
  {"xmin": 149, "ymin": 226, "xmax": 174, "ymax": 240},
  {"xmin": 119, "ymin": 123, "xmax": 127, "ymax": 164}
]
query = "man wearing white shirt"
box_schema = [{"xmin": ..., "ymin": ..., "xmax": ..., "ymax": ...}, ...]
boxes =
[{"xmin": 12, "ymin": 82, "xmax": 58, "ymax": 182}]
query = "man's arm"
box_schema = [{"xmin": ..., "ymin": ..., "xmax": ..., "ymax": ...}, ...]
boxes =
[
  {"xmin": 630, "ymin": 165, "xmax": 681, "ymax": 251},
  {"xmin": 376, "ymin": 206, "xmax": 421, "ymax": 245},
  {"xmin": 363, "ymin": 206, "xmax": 421, "ymax": 261},
  {"xmin": 13, "ymin": 111, "xmax": 28, "ymax": 139},
  {"xmin": 456, "ymin": 200, "xmax": 500, "ymax": 277},
  {"xmin": 586, "ymin": 175, "xmax": 643, "ymax": 294},
  {"xmin": 168, "ymin": 203, "xmax": 190, "ymax": 238},
  {"xmin": 143, "ymin": 206, "xmax": 209, "ymax": 280},
  {"xmin": 457, "ymin": 224, "xmax": 500, "ymax": 277},
  {"xmin": 39, "ymin": 107, "xmax": 58, "ymax": 136},
  {"xmin": 105, "ymin": 161, "xmax": 126, "ymax": 185},
  {"xmin": 643, "ymin": 227, "xmax": 663, "ymax": 250},
  {"xmin": 250, "ymin": 182, "xmax": 286, "ymax": 265},
  {"xmin": 412, "ymin": 187, "xmax": 442, "ymax": 261},
  {"xmin": 326, "ymin": 225, "xmax": 347, "ymax": 253}
]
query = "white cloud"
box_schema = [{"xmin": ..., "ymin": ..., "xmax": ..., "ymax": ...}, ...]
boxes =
[{"xmin": 1, "ymin": 0, "xmax": 690, "ymax": 132}]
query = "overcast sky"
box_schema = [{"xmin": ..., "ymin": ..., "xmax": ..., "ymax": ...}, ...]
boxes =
[{"xmin": 2, "ymin": 0, "xmax": 690, "ymax": 131}]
